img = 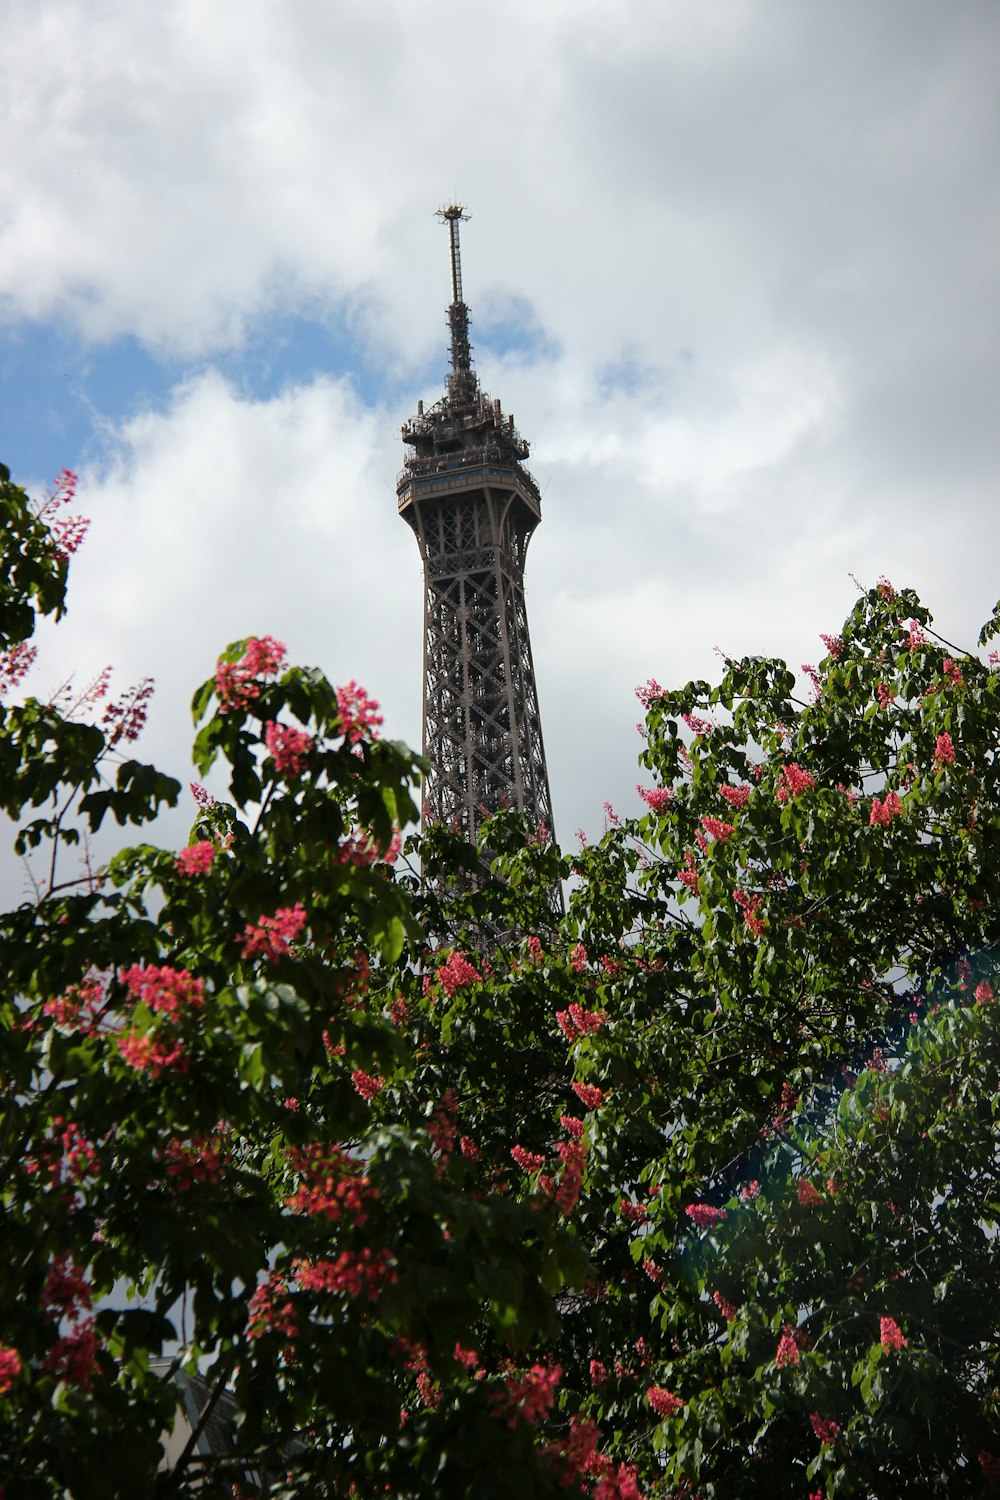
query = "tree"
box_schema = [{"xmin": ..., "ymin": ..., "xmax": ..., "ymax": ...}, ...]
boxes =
[{"xmin": 3, "ymin": 462, "xmax": 1000, "ymax": 1498}]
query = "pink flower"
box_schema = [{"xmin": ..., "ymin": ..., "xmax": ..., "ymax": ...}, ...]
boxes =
[
  {"xmin": 942, "ymin": 657, "xmax": 964, "ymax": 688},
  {"xmin": 117, "ymin": 1031, "xmax": 187, "ymax": 1077},
  {"xmin": 934, "ymin": 732, "xmax": 956, "ymax": 765},
  {"xmin": 351, "ymin": 1069, "xmax": 384, "ymax": 1102},
  {"xmin": 775, "ymin": 1325, "xmax": 801, "ymax": 1368},
  {"xmin": 820, "ymin": 634, "xmax": 844, "ymax": 659},
  {"xmin": 880, "ymin": 1316, "xmax": 907, "ymax": 1351},
  {"xmin": 647, "ymin": 1386, "xmax": 684, "ymax": 1418},
  {"xmin": 682, "ymin": 711, "xmax": 714, "ymax": 737},
  {"xmin": 511, "ymin": 1145, "xmax": 546, "ymax": 1173},
  {"xmin": 293, "ymin": 1249, "xmax": 396, "ymax": 1301},
  {"xmin": 719, "ymin": 782, "xmax": 751, "ymax": 809},
  {"xmin": 810, "ymin": 1414, "xmax": 841, "ymax": 1444},
  {"xmin": 677, "ymin": 851, "xmax": 700, "ymax": 894},
  {"xmin": 44, "ymin": 1320, "xmax": 98, "ymax": 1389},
  {"xmin": 123, "ymin": 964, "xmax": 205, "ymax": 1018},
  {"xmin": 0, "ymin": 1345, "xmax": 23, "ymax": 1395},
  {"xmin": 976, "ymin": 981, "xmax": 995, "ymax": 1005},
  {"xmin": 336, "ymin": 680, "xmax": 383, "ymax": 744},
  {"xmin": 526, "ymin": 934, "xmax": 543, "ymax": 962},
  {"xmin": 436, "ymin": 950, "xmax": 482, "ymax": 997},
  {"xmin": 164, "ymin": 1133, "xmax": 227, "ymax": 1190},
  {"xmin": 635, "ymin": 677, "xmax": 665, "ymax": 708},
  {"xmin": 555, "ymin": 1003, "xmax": 608, "ymax": 1041},
  {"xmin": 907, "ymin": 620, "xmax": 927, "ymax": 650},
  {"xmin": 215, "ymin": 636, "xmax": 287, "ymax": 713},
  {"xmin": 740, "ymin": 1180, "xmax": 760, "ymax": 1202},
  {"xmin": 733, "ymin": 887, "xmax": 765, "ymax": 937},
  {"xmin": 247, "ymin": 1273, "xmax": 298, "ymax": 1341},
  {"xmin": 285, "ymin": 1144, "xmax": 376, "ymax": 1224},
  {"xmin": 869, "ymin": 790, "xmax": 903, "ymax": 826},
  {"xmin": 241, "ymin": 903, "xmax": 307, "ymax": 961},
  {"xmin": 571, "ymin": 1082, "xmax": 606, "ymax": 1109},
  {"xmin": 265, "ymin": 720, "xmax": 314, "ymax": 777},
  {"xmin": 175, "ymin": 841, "xmax": 216, "ymax": 876},
  {"xmin": 43, "ymin": 1256, "xmax": 92, "ymax": 1319},
  {"xmin": 701, "ymin": 814, "xmax": 735, "ymax": 842},
  {"xmin": 685, "ymin": 1203, "xmax": 727, "ymax": 1228},
  {"xmin": 797, "ymin": 1178, "xmax": 824, "ymax": 1208},
  {"xmin": 713, "ymin": 1289, "xmax": 737, "ymax": 1320},
  {"xmin": 503, "ymin": 1363, "xmax": 561, "ymax": 1427},
  {"xmin": 569, "ymin": 942, "xmax": 588, "ymax": 972},
  {"xmin": 589, "ymin": 1358, "xmax": 607, "ymax": 1388},
  {"xmin": 777, "ymin": 763, "xmax": 815, "ymax": 801},
  {"xmin": 637, "ymin": 784, "xmax": 673, "ymax": 814}
]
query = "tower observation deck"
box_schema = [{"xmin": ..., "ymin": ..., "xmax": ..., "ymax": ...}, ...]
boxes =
[{"xmin": 398, "ymin": 206, "xmax": 555, "ymax": 849}]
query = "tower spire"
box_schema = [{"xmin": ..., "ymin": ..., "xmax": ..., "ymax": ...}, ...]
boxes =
[
  {"xmin": 436, "ymin": 204, "xmax": 473, "ymax": 386},
  {"xmin": 398, "ymin": 209, "xmax": 557, "ymax": 867}
]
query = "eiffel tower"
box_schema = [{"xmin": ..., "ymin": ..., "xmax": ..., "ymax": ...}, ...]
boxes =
[{"xmin": 397, "ymin": 206, "xmax": 555, "ymax": 851}]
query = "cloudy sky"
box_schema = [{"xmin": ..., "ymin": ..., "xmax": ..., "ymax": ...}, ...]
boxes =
[{"xmin": 2, "ymin": 0, "xmax": 999, "ymax": 874}]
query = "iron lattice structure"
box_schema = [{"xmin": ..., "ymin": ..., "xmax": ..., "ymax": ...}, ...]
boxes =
[{"xmin": 398, "ymin": 206, "xmax": 555, "ymax": 849}]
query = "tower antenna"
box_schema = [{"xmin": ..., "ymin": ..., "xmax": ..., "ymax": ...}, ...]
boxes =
[
  {"xmin": 436, "ymin": 203, "xmax": 471, "ymax": 306},
  {"xmin": 436, "ymin": 204, "xmax": 473, "ymax": 377}
]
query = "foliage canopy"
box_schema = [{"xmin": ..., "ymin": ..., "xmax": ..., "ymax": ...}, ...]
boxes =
[{"xmin": 3, "ymin": 465, "xmax": 1000, "ymax": 1497}]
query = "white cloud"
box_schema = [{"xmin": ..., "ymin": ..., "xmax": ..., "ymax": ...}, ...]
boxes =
[{"xmin": 3, "ymin": 0, "xmax": 1000, "ymax": 864}]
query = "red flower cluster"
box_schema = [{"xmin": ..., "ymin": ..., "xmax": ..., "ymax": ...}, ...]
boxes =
[
  {"xmin": 733, "ymin": 887, "xmax": 765, "ymax": 937},
  {"xmin": 247, "ymin": 1272, "xmax": 297, "ymax": 1341},
  {"xmin": 685, "ymin": 1203, "xmax": 727, "ymax": 1228},
  {"xmin": 0, "ymin": 1345, "xmax": 22, "ymax": 1395},
  {"xmin": 352, "ymin": 1069, "xmax": 384, "ymax": 1102},
  {"xmin": 43, "ymin": 1321, "xmax": 98, "ymax": 1389},
  {"xmin": 820, "ymin": 633, "xmax": 844, "ymax": 659},
  {"xmin": 241, "ymin": 903, "xmax": 307, "ymax": 961},
  {"xmin": 637, "ymin": 784, "xmax": 673, "ymax": 814},
  {"xmin": 555, "ymin": 1003, "xmax": 608, "ymax": 1041},
  {"xmin": 511, "ymin": 1145, "xmax": 546, "ymax": 1173},
  {"xmin": 682, "ymin": 711, "xmax": 713, "ymax": 737},
  {"xmin": 215, "ymin": 636, "xmax": 287, "ymax": 713},
  {"xmin": 571, "ymin": 1081, "xmax": 606, "ymax": 1109},
  {"xmin": 336, "ymin": 679, "xmax": 384, "ymax": 744},
  {"xmin": 701, "ymin": 814, "xmax": 735, "ymax": 842},
  {"xmin": 284, "ymin": 1144, "xmax": 376, "ymax": 1224},
  {"xmin": 569, "ymin": 943, "xmax": 588, "ymax": 972},
  {"xmin": 776, "ymin": 1325, "xmax": 802, "ymax": 1368},
  {"xmin": 175, "ymin": 840, "xmax": 216, "ymax": 876},
  {"xmin": 502, "ymin": 1361, "xmax": 561, "ymax": 1427},
  {"xmin": 778, "ymin": 763, "xmax": 815, "ymax": 800},
  {"xmin": 294, "ymin": 1248, "xmax": 397, "ymax": 1301},
  {"xmin": 647, "ymin": 1386, "xmax": 684, "ymax": 1418},
  {"xmin": 880, "ymin": 1316, "xmax": 907, "ymax": 1351},
  {"xmin": 103, "ymin": 677, "xmax": 154, "ymax": 746},
  {"xmin": 934, "ymin": 732, "xmax": 956, "ymax": 765},
  {"xmin": 677, "ymin": 851, "xmax": 700, "ymax": 894},
  {"xmin": 164, "ymin": 1133, "xmax": 227, "ymax": 1191},
  {"xmin": 43, "ymin": 1255, "xmax": 92, "ymax": 1321},
  {"xmin": 713, "ymin": 1289, "xmax": 737, "ymax": 1320},
  {"xmin": 635, "ymin": 677, "xmax": 665, "ymax": 708},
  {"xmin": 265, "ymin": 719, "xmax": 314, "ymax": 777},
  {"xmin": 123, "ymin": 964, "xmax": 205, "ymax": 1019},
  {"xmin": 436, "ymin": 950, "xmax": 482, "ymax": 997},
  {"xmin": 797, "ymin": 1178, "xmax": 824, "ymax": 1208},
  {"xmin": 117, "ymin": 1031, "xmax": 187, "ymax": 1078},
  {"xmin": 870, "ymin": 790, "xmax": 904, "ymax": 826},
  {"xmin": 810, "ymin": 1414, "xmax": 841, "ymax": 1444},
  {"xmin": 719, "ymin": 782, "xmax": 751, "ymax": 809}
]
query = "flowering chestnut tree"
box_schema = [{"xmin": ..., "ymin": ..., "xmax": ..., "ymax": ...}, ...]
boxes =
[{"xmin": 4, "ymin": 458, "xmax": 1000, "ymax": 1500}]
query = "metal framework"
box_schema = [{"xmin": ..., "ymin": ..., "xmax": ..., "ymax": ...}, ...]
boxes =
[{"xmin": 398, "ymin": 206, "xmax": 555, "ymax": 849}]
